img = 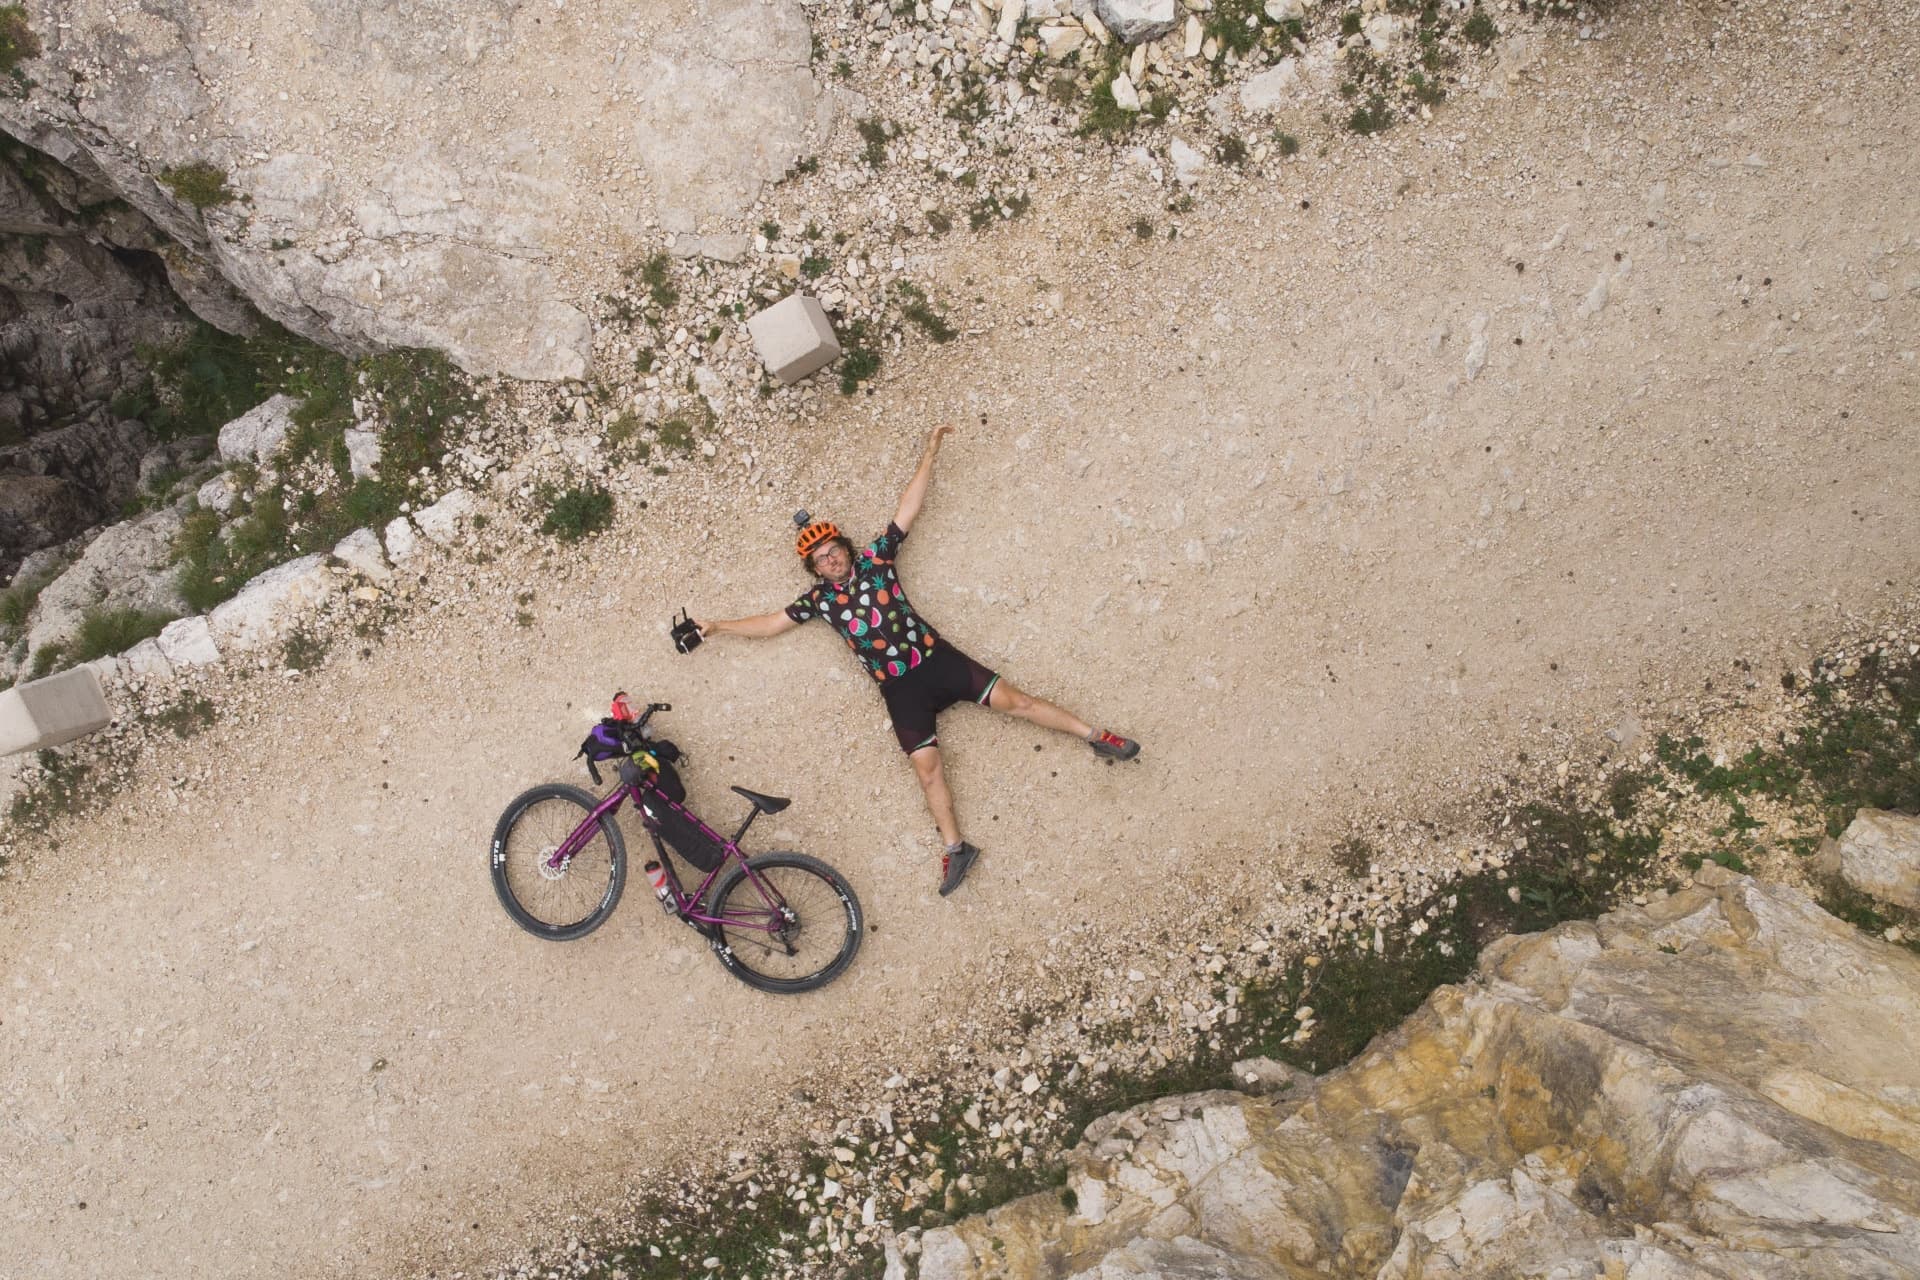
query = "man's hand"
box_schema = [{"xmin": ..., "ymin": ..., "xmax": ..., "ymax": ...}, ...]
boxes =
[{"xmin": 896, "ymin": 425, "xmax": 953, "ymax": 533}]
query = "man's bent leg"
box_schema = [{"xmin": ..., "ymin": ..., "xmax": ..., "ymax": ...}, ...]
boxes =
[
  {"xmin": 909, "ymin": 745, "xmax": 963, "ymax": 847},
  {"xmin": 987, "ymin": 679, "xmax": 1094, "ymax": 739}
]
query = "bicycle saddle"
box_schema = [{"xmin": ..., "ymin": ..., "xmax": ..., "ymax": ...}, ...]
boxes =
[{"xmin": 731, "ymin": 786, "xmax": 791, "ymax": 814}]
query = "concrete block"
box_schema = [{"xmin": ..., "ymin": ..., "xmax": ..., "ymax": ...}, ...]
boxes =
[
  {"xmin": 746, "ymin": 294, "xmax": 842, "ymax": 385},
  {"xmin": 0, "ymin": 667, "xmax": 111, "ymax": 756}
]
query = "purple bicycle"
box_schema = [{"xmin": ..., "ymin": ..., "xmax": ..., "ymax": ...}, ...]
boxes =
[{"xmin": 489, "ymin": 698, "xmax": 863, "ymax": 994}]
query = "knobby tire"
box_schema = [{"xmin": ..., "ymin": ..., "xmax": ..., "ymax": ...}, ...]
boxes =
[
  {"xmin": 490, "ymin": 783, "xmax": 627, "ymax": 941},
  {"xmin": 706, "ymin": 852, "xmax": 863, "ymax": 994}
]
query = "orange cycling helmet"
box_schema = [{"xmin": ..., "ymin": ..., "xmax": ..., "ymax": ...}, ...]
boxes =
[{"xmin": 796, "ymin": 520, "xmax": 841, "ymax": 560}]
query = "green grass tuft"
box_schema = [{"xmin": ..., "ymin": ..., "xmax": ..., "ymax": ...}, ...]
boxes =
[
  {"xmin": 1205, "ymin": 0, "xmax": 1270, "ymax": 56},
  {"xmin": 281, "ymin": 625, "xmax": 329, "ymax": 672},
  {"xmin": 1348, "ymin": 95, "xmax": 1395, "ymax": 135},
  {"xmin": 856, "ymin": 118, "xmax": 892, "ymax": 168},
  {"xmin": 8, "ymin": 749, "xmax": 89, "ymax": 832},
  {"xmin": 897, "ymin": 282, "xmax": 958, "ymax": 343},
  {"xmin": 152, "ymin": 693, "xmax": 218, "ymax": 738},
  {"xmin": 0, "ymin": 572, "xmax": 49, "ymax": 634},
  {"xmin": 539, "ymin": 482, "xmax": 615, "ymax": 542},
  {"xmin": 837, "ymin": 319, "xmax": 881, "ymax": 395},
  {"xmin": 636, "ymin": 253, "xmax": 679, "ymax": 310},
  {"xmin": 158, "ymin": 162, "xmax": 235, "ymax": 209},
  {"xmin": 70, "ymin": 607, "xmax": 177, "ymax": 666},
  {"xmin": 1078, "ymin": 69, "xmax": 1138, "ymax": 138}
]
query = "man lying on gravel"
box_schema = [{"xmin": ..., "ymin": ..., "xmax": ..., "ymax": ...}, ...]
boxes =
[{"xmin": 694, "ymin": 424, "xmax": 1140, "ymax": 896}]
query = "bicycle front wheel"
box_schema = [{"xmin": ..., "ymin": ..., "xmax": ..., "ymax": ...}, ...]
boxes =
[
  {"xmin": 490, "ymin": 783, "xmax": 626, "ymax": 941},
  {"xmin": 706, "ymin": 853, "xmax": 863, "ymax": 994}
]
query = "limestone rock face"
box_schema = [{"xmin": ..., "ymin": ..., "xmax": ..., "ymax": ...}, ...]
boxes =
[
  {"xmin": 0, "ymin": 413, "xmax": 153, "ymax": 577},
  {"xmin": 1, "ymin": 0, "xmax": 832, "ymax": 380},
  {"xmin": 913, "ymin": 873, "xmax": 1920, "ymax": 1279}
]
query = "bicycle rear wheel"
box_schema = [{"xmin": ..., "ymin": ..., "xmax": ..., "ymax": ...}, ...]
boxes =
[
  {"xmin": 706, "ymin": 852, "xmax": 863, "ymax": 994},
  {"xmin": 490, "ymin": 783, "xmax": 626, "ymax": 941}
]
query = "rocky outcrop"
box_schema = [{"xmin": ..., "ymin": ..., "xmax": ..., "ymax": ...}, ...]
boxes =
[
  {"xmin": 18, "ymin": 505, "xmax": 187, "ymax": 656},
  {"xmin": 0, "ymin": 132, "xmax": 244, "ymax": 574},
  {"xmin": 908, "ymin": 869, "xmax": 1920, "ymax": 1279},
  {"xmin": 0, "ymin": 134, "xmax": 239, "ymax": 428},
  {"xmin": 0, "ymin": 412, "xmax": 150, "ymax": 574},
  {"xmin": 1818, "ymin": 810, "xmax": 1920, "ymax": 912},
  {"xmin": 0, "ymin": 0, "xmax": 833, "ymax": 380}
]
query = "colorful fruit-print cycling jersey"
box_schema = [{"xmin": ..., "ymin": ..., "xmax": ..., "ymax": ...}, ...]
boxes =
[{"xmin": 785, "ymin": 523, "xmax": 939, "ymax": 683}]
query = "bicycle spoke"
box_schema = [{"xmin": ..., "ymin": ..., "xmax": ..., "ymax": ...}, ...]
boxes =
[
  {"xmin": 711, "ymin": 857, "xmax": 858, "ymax": 989},
  {"xmin": 496, "ymin": 792, "xmax": 620, "ymax": 934}
]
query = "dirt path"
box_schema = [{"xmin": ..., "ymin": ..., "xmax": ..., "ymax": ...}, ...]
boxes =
[{"xmin": 4, "ymin": 6, "xmax": 1919, "ymax": 1277}]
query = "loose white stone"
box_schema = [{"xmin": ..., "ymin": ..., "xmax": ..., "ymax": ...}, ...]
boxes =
[
  {"xmin": 196, "ymin": 473, "xmax": 241, "ymax": 515},
  {"xmin": 122, "ymin": 637, "xmax": 175, "ymax": 679},
  {"xmin": 1092, "ymin": 0, "xmax": 1176, "ymax": 44},
  {"xmin": 332, "ymin": 528, "xmax": 392, "ymax": 584},
  {"xmin": 384, "ymin": 516, "xmax": 422, "ymax": 565},
  {"xmin": 1363, "ymin": 11, "xmax": 1402, "ymax": 51},
  {"xmin": 1170, "ymin": 136, "xmax": 1206, "ymax": 186},
  {"xmin": 157, "ymin": 616, "xmax": 222, "ymax": 668},
  {"xmin": 1039, "ymin": 23, "xmax": 1087, "ymax": 58},
  {"xmin": 343, "ymin": 428, "xmax": 383, "ymax": 479},
  {"xmin": 996, "ymin": 0, "xmax": 1024, "ymax": 43},
  {"xmin": 413, "ymin": 489, "xmax": 478, "ymax": 545},
  {"xmin": 1239, "ymin": 58, "xmax": 1302, "ymax": 112},
  {"xmin": 216, "ymin": 394, "xmax": 299, "ymax": 464}
]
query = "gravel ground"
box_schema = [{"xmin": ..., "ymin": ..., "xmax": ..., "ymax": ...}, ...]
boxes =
[{"xmin": 2, "ymin": 2, "xmax": 1919, "ymax": 1277}]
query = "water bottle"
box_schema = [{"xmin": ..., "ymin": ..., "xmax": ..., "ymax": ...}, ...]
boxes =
[{"xmin": 644, "ymin": 861, "xmax": 675, "ymax": 912}]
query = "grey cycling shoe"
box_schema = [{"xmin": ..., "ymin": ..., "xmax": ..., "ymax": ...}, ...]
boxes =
[
  {"xmin": 1089, "ymin": 730, "xmax": 1141, "ymax": 761},
  {"xmin": 939, "ymin": 842, "xmax": 980, "ymax": 897}
]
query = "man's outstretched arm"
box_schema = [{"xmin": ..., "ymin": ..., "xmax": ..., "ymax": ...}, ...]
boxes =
[
  {"xmin": 892, "ymin": 424, "xmax": 954, "ymax": 534},
  {"xmin": 698, "ymin": 611, "xmax": 800, "ymax": 640}
]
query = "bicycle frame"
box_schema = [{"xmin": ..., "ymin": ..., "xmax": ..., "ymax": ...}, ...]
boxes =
[{"xmin": 547, "ymin": 775, "xmax": 796, "ymax": 938}]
